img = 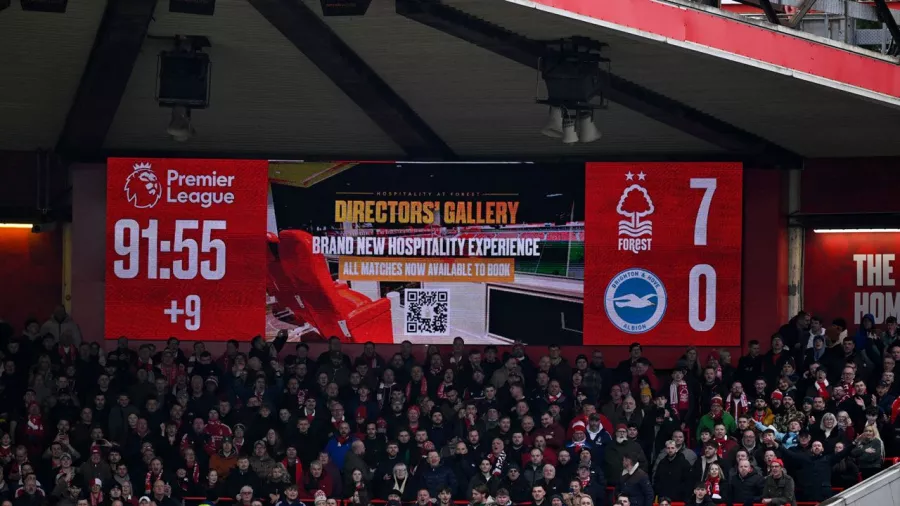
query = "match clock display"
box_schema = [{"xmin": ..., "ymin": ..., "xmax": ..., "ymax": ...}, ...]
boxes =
[{"xmin": 105, "ymin": 158, "xmax": 269, "ymax": 340}]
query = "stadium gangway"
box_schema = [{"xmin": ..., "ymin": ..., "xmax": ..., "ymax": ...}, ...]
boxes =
[{"xmin": 815, "ymin": 458, "xmax": 900, "ymax": 506}]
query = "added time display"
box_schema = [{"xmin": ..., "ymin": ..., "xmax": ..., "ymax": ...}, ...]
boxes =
[{"xmin": 113, "ymin": 219, "xmax": 227, "ymax": 280}]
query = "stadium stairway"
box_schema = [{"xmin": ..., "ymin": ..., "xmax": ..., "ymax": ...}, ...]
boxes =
[{"xmin": 817, "ymin": 459, "xmax": 900, "ymax": 506}]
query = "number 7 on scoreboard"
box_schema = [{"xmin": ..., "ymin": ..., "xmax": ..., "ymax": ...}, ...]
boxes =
[{"xmin": 690, "ymin": 178, "xmax": 717, "ymax": 246}]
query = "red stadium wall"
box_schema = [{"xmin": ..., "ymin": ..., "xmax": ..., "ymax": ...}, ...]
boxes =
[
  {"xmin": 0, "ymin": 152, "xmax": 66, "ymax": 331},
  {"xmin": 741, "ymin": 169, "xmax": 788, "ymax": 353},
  {"xmin": 0, "ymin": 227, "xmax": 62, "ymax": 331}
]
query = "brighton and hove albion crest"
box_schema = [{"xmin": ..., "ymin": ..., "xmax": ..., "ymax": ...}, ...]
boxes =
[
  {"xmin": 124, "ymin": 162, "xmax": 163, "ymax": 209},
  {"xmin": 616, "ymin": 172, "xmax": 654, "ymax": 254},
  {"xmin": 605, "ymin": 268, "xmax": 667, "ymax": 334}
]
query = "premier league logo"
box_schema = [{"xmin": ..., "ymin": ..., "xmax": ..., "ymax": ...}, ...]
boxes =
[
  {"xmin": 124, "ymin": 162, "xmax": 162, "ymax": 209},
  {"xmin": 605, "ymin": 268, "xmax": 667, "ymax": 334}
]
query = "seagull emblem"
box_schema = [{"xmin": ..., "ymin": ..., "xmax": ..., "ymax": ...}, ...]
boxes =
[{"xmin": 612, "ymin": 293, "xmax": 657, "ymax": 308}]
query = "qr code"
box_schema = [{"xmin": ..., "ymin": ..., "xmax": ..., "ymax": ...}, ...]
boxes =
[{"xmin": 405, "ymin": 289, "xmax": 449, "ymax": 335}]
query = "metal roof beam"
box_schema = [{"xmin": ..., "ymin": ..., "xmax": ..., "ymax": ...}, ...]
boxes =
[
  {"xmin": 873, "ymin": 0, "xmax": 900, "ymax": 56},
  {"xmin": 758, "ymin": 0, "xmax": 783, "ymax": 24},
  {"xmin": 56, "ymin": 0, "xmax": 158, "ymax": 157},
  {"xmin": 250, "ymin": 0, "xmax": 456, "ymax": 160},
  {"xmin": 397, "ymin": 0, "xmax": 802, "ymax": 167}
]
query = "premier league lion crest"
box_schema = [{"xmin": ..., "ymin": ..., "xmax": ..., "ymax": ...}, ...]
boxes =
[{"xmin": 124, "ymin": 162, "xmax": 163, "ymax": 209}]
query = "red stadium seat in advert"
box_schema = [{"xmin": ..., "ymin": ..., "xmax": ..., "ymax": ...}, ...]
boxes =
[
  {"xmin": 267, "ymin": 232, "xmax": 317, "ymax": 328},
  {"xmin": 269, "ymin": 230, "xmax": 393, "ymax": 343}
]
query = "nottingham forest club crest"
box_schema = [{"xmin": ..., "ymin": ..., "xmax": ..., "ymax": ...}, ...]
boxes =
[{"xmin": 617, "ymin": 171, "xmax": 653, "ymax": 254}]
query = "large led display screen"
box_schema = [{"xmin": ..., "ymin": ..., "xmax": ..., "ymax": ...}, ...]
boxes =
[{"xmin": 105, "ymin": 158, "xmax": 742, "ymax": 345}]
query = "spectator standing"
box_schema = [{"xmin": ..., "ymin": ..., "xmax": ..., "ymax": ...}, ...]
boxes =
[
  {"xmin": 615, "ymin": 453, "xmax": 653, "ymax": 506},
  {"xmin": 418, "ymin": 451, "xmax": 457, "ymax": 498},
  {"xmin": 605, "ymin": 425, "xmax": 646, "ymax": 484},
  {"xmin": 653, "ymin": 440, "xmax": 691, "ymax": 501},
  {"xmin": 724, "ymin": 459, "xmax": 764, "ymax": 506},
  {"xmin": 761, "ymin": 459, "xmax": 795, "ymax": 506},
  {"xmin": 851, "ymin": 425, "xmax": 885, "ymax": 479},
  {"xmin": 40, "ymin": 306, "xmax": 81, "ymax": 346}
]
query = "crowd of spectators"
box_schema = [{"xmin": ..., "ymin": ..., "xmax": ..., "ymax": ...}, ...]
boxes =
[{"xmin": 0, "ymin": 307, "xmax": 897, "ymax": 506}]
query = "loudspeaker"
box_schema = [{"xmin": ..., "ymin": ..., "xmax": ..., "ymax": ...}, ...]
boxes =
[
  {"xmin": 540, "ymin": 107, "xmax": 563, "ymax": 139},
  {"xmin": 576, "ymin": 112, "xmax": 601, "ymax": 143},
  {"xmin": 561, "ymin": 117, "xmax": 579, "ymax": 145},
  {"xmin": 157, "ymin": 51, "xmax": 211, "ymax": 108}
]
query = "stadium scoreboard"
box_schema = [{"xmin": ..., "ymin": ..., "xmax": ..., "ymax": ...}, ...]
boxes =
[
  {"xmin": 584, "ymin": 162, "xmax": 742, "ymax": 346},
  {"xmin": 104, "ymin": 159, "xmax": 742, "ymax": 345}
]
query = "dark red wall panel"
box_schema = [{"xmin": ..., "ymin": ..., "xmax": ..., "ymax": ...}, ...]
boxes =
[
  {"xmin": 801, "ymin": 158, "xmax": 900, "ymax": 214},
  {"xmin": 741, "ymin": 169, "xmax": 788, "ymax": 352},
  {"xmin": 0, "ymin": 228, "xmax": 62, "ymax": 332}
]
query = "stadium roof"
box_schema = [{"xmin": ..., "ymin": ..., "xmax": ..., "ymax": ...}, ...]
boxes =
[{"xmin": 1, "ymin": 0, "xmax": 899, "ymax": 166}]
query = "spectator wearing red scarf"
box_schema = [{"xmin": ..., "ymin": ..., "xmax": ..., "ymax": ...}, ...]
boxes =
[
  {"xmin": 203, "ymin": 408, "xmax": 232, "ymax": 451},
  {"xmin": 667, "ymin": 364, "xmax": 694, "ymax": 422},
  {"xmin": 282, "ymin": 446, "xmax": 304, "ymax": 485},
  {"xmin": 725, "ymin": 381, "xmax": 749, "ymax": 421},
  {"xmin": 21, "ymin": 403, "xmax": 44, "ymax": 456}
]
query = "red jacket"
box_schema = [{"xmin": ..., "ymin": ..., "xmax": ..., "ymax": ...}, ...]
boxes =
[
  {"xmin": 533, "ymin": 423, "xmax": 566, "ymax": 450},
  {"xmin": 303, "ymin": 471, "xmax": 334, "ymax": 497}
]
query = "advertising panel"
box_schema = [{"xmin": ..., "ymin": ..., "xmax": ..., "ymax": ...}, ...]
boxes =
[
  {"xmin": 805, "ymin": 231, "xmax": 900, "ymax": 327},
  {"xmin": 267, "ymin": 162, "xmax": 585, "ymax": 345},
  {"xmin": 104, "ymin": 159, "xmax": 742, "ymax": 345}
]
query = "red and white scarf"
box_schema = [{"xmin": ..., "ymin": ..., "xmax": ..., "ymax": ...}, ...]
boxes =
[
  {"xmin": 670, "ymin": 382, "xmax": 690, "ymax": 413},
  {"xmin": 838, "ymin": 383, "xmax": 854, "ymax": 403},
  {"xmin": 145, "ymin": 472, "xmax": 161, "ymax": 494},
  {"xmin": 726, "ymin": 392, "xmax": 749, "ymax": 420},
  {"xmin": 714, "ymin": 438, "xmax": 729, "ymax": 458},
  {"xmin": 26, "ymin": 414, "xmax": 44, "ymax": 439},
  {"xmin": 58, "ymin": 345, "xmax": 77, "ymax": 364},
  {"xmin": 405, "ymin": 379, "xmax": 427, "ymax": 400},
  {"xmin": 816, "ymin": 379, "xmax": 830, "ymax": 401},
  {"xmin": 159, "ymin": 363, "xmax": 184, "ymax": 386},
  {"xmin": 706, "ymin": 476, "xmax": 721, "ymax": 499},
  {"xmin": 90, "ymin": 491, "xmax": 104, "ymax": 506}
]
